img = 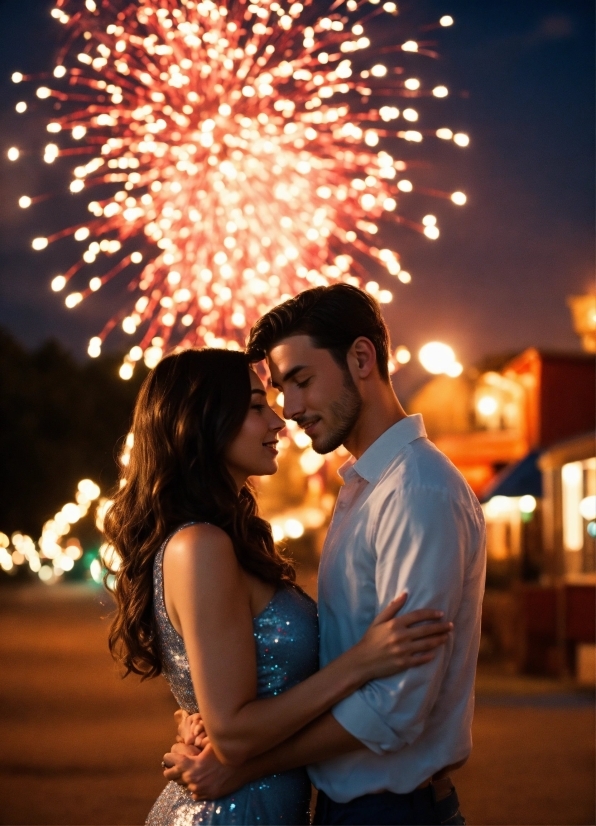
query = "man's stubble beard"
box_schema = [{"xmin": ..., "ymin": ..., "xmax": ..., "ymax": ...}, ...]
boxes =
[{"xmin": 312, "ymin": 370, "xmax": 362, "ymax": 454}]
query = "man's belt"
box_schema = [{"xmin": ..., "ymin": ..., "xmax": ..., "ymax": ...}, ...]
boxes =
[{"xmin": 416, "ymin": 774, "xmax": 454, "ymax": 802}]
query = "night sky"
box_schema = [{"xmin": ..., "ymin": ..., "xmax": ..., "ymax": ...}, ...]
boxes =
[{"xmin": 0, "ymin": 0, "xmax": 593, "ymax": 385}]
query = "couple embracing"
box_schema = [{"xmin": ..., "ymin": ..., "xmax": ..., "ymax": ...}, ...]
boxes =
[{"xmin": 105, "ymin": 284, "xmax": 486, "ymax": 826}]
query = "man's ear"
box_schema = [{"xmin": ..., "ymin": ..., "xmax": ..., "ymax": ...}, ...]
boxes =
[{"xmin": 348, "ymin": 337, "xmax": 377, "ymax": 379}]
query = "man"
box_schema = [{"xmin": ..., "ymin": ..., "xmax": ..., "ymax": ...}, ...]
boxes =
[{"xmin": 164, "ymin": 284, "xmax": 486, "ymax": 825}]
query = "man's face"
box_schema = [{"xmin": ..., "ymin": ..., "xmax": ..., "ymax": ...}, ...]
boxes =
[{"xmin": 268, "ymin": 335, "xmax": 362, "ymax": 454}]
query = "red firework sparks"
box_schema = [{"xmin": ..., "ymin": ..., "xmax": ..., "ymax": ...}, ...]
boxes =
[{"xmin": 9, "ymin": 0, "xmax": 468, "ymax": 378}]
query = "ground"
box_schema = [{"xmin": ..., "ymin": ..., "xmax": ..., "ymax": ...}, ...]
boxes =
[{"xmin": 0, "ymin": 584, "xmax": 593, "ymax": 826}]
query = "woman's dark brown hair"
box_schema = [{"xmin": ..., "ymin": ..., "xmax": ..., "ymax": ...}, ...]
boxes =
[{"xmin": 104, "ymin": 348, "xmax": 295, "ymax": 680}]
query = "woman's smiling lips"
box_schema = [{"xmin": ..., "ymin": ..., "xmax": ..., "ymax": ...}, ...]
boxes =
[{"xmin": 263, "ymin": 440, "xmax": 278, "ymax": 455}]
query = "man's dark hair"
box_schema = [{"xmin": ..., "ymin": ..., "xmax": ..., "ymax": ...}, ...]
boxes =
[{"xmin": 246, "ymin": 284, "xmax": 391, "ymax": 381}]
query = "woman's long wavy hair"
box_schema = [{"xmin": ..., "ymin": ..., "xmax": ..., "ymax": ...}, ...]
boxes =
[{"xmin": 104, "ymin": 348, "xmax": 295, "ymax": 680}]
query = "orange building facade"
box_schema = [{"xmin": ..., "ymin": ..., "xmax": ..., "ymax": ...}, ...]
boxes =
[
  {"xmin": 408, "ymin": 348, "xmax": 595, "ymax": 680},
  {"xmin": 414, "ymin": 349, "xmax": 595, "ymax": 496}
]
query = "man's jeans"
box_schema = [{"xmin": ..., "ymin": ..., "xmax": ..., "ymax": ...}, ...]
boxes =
[{"xmin": 313, "ymin": 783, "xmax": 466, "ymax": 825}]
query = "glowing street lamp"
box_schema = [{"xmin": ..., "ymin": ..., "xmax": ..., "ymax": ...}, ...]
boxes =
[{"xmin": 418, "ymin": 342, "xmax": 462, "ymax": 377}]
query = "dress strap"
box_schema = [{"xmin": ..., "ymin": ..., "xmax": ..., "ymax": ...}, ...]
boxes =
[
  {"xmin": 161, "ymin": 521, "xmax": 201, "ymax": 553},
  {"xmin": 153, "ymin": 521, "xmax": 200, "ymax": 622}
]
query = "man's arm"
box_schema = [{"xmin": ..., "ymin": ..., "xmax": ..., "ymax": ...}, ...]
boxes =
[
  {"xmin": 164, "ymin": 711, "xmax": 362, "ymax": 799},
  {"xmin": 247, "ymin": 710, "xmax": 362, "ymax": 771}
]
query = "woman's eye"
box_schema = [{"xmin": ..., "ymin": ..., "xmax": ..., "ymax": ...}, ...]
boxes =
[{"xmin": 252, "ymin": 404, "xmax": 265, "ymax": 412}]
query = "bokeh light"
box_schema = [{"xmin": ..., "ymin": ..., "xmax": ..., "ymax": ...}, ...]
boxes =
[{"xmin": 419, "ymin": 341, "xmax": 461, "ymax": 375}]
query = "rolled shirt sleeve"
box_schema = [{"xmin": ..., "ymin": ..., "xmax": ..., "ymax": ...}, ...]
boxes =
[{"xmin": 332, "ymin": 484, "xmax": 470, "ymax": 755}]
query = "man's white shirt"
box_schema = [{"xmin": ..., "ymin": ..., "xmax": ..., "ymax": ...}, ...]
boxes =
[{"xmin": 307, "ymin": 414, "xmax": 486, "ymax": 802}]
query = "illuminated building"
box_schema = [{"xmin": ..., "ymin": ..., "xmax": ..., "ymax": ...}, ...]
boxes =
[
  {"xmin": 567, "ymin": 294, "xmax": 596, "ymax": 354},
  {"xmin": 533, "ymin": 435, "xmax": 595, "ymax": 683},
  {"xmin": 408, "ymin": 343, "xmax": 595, "ymax": 679},
  {"xmin": 410, "ymin": 349, "xmax": 594, "ymax": 497}
]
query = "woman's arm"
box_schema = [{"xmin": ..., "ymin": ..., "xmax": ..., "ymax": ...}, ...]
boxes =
[
  {"xmin": 165, "ymin": 713, "xmax": 466, "ymax": 803},
  {"xmin": 165, "ymin": 525, "xmax": 450, "ymax": 767},
  {"xmin": 163, "ymin": 713, "xmax": 361, "ymax": 799}
]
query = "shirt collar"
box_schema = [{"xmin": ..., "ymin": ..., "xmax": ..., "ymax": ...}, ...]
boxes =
[{"xmin": 338, "ymin": 414, "xmax": 427, "ymax": 484}]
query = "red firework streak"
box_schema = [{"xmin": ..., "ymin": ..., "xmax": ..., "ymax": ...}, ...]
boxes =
[{"xmin": 10, "ymin": 0, "xmax": 468, "ymax": 378}]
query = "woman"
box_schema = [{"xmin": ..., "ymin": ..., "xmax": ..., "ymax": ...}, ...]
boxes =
[{"xmin": 104, "ymin": 349, "xmax": 452, "ymax": 826}]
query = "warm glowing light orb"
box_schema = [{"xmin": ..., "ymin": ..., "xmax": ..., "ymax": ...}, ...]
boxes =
[
  {"xmin": 446, "ymin": 361, "xmax": 463, "ymax": 377},
  {"xmin": 519, "ymin": 495, "xmax": 537, "ymax": 514},
  {"xmin": 477, "ymin": 395, "xmax": 499, "ymax": 416},
  {"xmin": 579, "ymin": 495, "xmax": 596, "ymax": 522},
  {"xmin": 284, "ymin": 518, "xmax": 305, "ymax": 539},
  {"xmin": 419, "ymin": 342, "xmax": 457, "ymax": 375},
  {"xmin": 453, "ymin": 132, "xmax": 470, "ymax": 147},
  {"xmin": 485, "ymin": 496, "xmax": 514, "ymax": 519},
  {"xmin": 395, "ymin": 345, "xmax": 411, "ymax": 364}
]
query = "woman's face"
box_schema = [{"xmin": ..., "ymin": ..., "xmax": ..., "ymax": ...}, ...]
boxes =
[{"xmin": 225, "ymin": 369, "xmax": 285, "ymax": 488}]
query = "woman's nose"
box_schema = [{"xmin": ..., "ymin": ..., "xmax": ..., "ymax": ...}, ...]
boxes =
[{"xmin": 272, "ymin": 412, "xmax": 285, "ymax": 431}]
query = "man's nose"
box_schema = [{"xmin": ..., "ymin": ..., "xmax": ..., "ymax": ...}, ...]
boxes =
[{"xmin": 282, "ymin": 390, "xmax": 303, "ymax": 422}]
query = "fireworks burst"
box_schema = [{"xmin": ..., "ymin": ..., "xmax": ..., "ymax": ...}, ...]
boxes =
[{"xmin": 10, "ymin": 0, "xmax": 468, "ymax": 378}]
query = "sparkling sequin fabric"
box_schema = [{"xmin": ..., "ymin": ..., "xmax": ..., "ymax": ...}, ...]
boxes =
[{"xmin": 147, "ymin": 524, "xmax": 319, "ymax": 826}]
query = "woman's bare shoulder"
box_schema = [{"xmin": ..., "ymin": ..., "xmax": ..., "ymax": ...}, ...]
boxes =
[
  {"xmin": 164, "ymin": 523, "xmax": 238, "ymax": 578},
  {"xmin": 168, "ymin": 522, "xmax": 233, "ymax": 548},
  {"xmin": 162, "ymin": 525, "xmax": 250, "ymax": 635}
]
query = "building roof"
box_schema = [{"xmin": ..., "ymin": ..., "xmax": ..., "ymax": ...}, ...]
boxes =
[
  {"xmin": 538, "ymin": 432, "xmax": 596, "ymax": 470},
  {"xmin": 479, "ymin": 451, "xmax": 543, "ymax": 503}
]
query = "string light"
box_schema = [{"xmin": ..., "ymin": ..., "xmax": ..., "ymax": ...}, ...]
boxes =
[{"xmin": 0, "ymin": 479, "xmax": 101, "ymax": 583}]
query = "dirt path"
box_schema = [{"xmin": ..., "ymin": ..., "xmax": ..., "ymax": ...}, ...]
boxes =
[{"xmin": 0, "ymin": 585, "xmax": 593, "ymax": 825}]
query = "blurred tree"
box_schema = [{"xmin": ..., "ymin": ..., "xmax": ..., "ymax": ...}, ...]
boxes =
[{"xmin": 0, "ymin": 329, "xmax": 147, "ymax": 537}]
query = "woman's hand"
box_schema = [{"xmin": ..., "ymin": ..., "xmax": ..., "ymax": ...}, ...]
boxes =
[
  {"xmin": 163, "ymin": 742, "xmax": 246, "ymax": 800},
  {"xmin": 355, "ymin": 593, "xmax": 453, "ymax": 681},
  {"xmin": 176, "ymin": 710, "xmax": 210, "ymax": 749}
]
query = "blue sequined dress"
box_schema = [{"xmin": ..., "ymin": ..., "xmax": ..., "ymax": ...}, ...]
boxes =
[{"xmin": 146, "ymin": 525, "xmax": 320, "ymax": 826}]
